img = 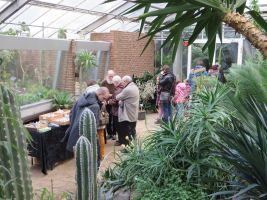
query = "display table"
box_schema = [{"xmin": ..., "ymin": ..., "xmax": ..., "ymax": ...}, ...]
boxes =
[{"xmin": 27, "ymin": 125, "xmax": 73, "ymax": 174}]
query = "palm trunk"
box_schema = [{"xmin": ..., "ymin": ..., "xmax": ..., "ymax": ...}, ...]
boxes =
[{"xmin": 223, "ymin": 12, "xmax": 267, "ymax": 58}]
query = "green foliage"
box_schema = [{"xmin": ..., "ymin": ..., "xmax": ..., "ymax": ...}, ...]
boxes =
[
  {"xmin": 35, "ymin": 188, "xmax": 73, "ymax": 200},
  {"xmin": 213, "ymin": 96, "xmax": 267, "ymax": 199},
  {"xmin": 133, "ymin": 71, "xmax": 156, "ymax": 111},
  {"xmin": 125, "ymin": 0, "xmax": 250, "ymax": 65},
  {"xmin": 76, "ymin": 108, "xmax": 98, "ymax": 200},
  {"xmin": 17, "ymin": 84, "xmax": 56, "ymax": 106},
  {"xmin": 227, "ymin": 53, "xmax": 267, "ymax": 103},
  {"xmin": 0, "ymin": 83, "xmax": 33, "ymax": 199},
  {"xmin": 53, "ymin": 91, "xmax": 73, "ymax": 109},
  {"xmin": 102, "ymin": 82, "xmax": 234, "ymax": 198},
  {"xmin": 0, "ymin": 50, "xmax": 16, "ymax": 82},
  {"xmin": 75, "ymin": 50, "xmax": 96, "ymax": 72},
  {"xmin": 135, "ymin": 172, "xmax": 208, "ymax": 200},
  {"xmin": 58, "ymin": 28, "xmax": 67, "ymax": 39}
]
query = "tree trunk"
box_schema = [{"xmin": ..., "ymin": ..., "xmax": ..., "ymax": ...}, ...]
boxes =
[{"xmin": 223, "ymin": 12, "xmax": 267, "ymax": 58}]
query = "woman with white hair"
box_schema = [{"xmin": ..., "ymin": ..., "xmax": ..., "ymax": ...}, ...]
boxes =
[
  {"xmin": 116, "ymin": 75, "xmax": 139, "ymax": 146},
  {"xmin": 108, "ymin": 75, "xmax": 124, "ymax": 146}
]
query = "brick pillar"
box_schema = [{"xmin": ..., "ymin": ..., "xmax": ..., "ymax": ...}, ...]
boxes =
[{"xmin": 61, "ymin": 39, "xmax": 76, "ymax": 94}]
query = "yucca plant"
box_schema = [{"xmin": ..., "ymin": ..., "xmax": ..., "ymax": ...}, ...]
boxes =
[
  {"xmin": 213, "ymin": 96, "xmax": 267, "ymax": 199},
  {"xmin": 53, "ymin": 91, "xmax": 73, "ymax": 109},
  {"xmin": 112, "ymin": 0, "xmax": 267, "ymax": 63},
  {"xmin": 75, "ymin": 50, "xmax": 96, "ymax": 94}
]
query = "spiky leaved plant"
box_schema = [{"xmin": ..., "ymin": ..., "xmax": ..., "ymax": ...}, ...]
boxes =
[
  {"xmin": 76, "ymin": 108, "xmax": 98, "ymax": 200},
  {"xmin": 0, "ymin": 83, "xmax": 33, "ymax": 199},
  {"xmin": 117, "ymin": 0, "xmax": 267, "ymax": 63}
]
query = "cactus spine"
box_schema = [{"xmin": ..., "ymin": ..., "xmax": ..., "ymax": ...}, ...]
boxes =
[
  {"xmin": 0, "ymin": 83, "xmax": 33, "ymax": 199},
  {"xmin": 76, "ymin": 108, "xmax": 97, "ymax": 200}
]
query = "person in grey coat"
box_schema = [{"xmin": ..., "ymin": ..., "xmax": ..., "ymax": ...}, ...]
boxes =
[
  {"xmin": 116, "ymin": 75, "xmax": 139, "ymax": 145},
  {"xmin": 65, "ymin": 87, "xmax": 110, "ymax": 152}
]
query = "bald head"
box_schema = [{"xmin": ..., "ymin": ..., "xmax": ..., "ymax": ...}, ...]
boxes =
[{"xmin": 96, "ymin": 87, "xmax": 110, "ymax": 102}]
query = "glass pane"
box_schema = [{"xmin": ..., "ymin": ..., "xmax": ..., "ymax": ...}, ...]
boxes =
[
  {"xmin": 92, "ymin": 0, "xmax": 124, "ymax": 12},
  {"xmin": 10, "ymin": 6, "xmax": 49, "ymax": 24},
  {"xmin": 215, "ymin": 43, "xmax": 238, "ymax": 70},
  {"xmin": 58, "ymin": 0, "xmax": 85, "ymax": 7},
  {"xmin": 65, "ymin": 14, "xmax": 99, "ymax": 30},
  {"xmin": 0, "ymin": 48, "xmax": 66, "ymax": 105},
  {"xmin": 49, "ymin": 12, "xmax": 83, "ymax": 28},
  {"xmin": 4, "ymin": 5, "xmax": 30, "ymax": 23},
  {"xmin": 77, "ymin": 0, "xmax": 106, "ymax": 10},
  {"xmin": 0, "ymin": 1, "xmax": 11, "ymax": 12},
  {"xmin": 31, "ymin": 9, "xmax": 66, "ymax": 27},
  {"xmin": 191, "ymin": 44, "xmax": 208, "ymax": 69}
]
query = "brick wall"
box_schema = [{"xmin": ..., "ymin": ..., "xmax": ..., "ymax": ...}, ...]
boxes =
[{"xmin": 91, "ymin": 31, "xmax": 155, "ymax": 78}]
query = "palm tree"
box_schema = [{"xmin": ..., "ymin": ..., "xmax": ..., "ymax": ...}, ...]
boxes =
[{"xmin": 114, "ymin": 0, "xmax": 267, "ymax": 63}]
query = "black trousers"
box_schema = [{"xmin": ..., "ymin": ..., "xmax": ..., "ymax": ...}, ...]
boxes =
[
  {"xmin": 117, "ymin": 121, "xmax": 137, "ymax": 145},
  {"xmin": 106, "ymin": 105, "xmax": 115, "ymax": 136}
]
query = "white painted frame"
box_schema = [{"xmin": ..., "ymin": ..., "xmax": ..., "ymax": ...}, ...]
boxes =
[{"xmin": 186, "ymin": 38, "xmax": 244, "ymax": 78}]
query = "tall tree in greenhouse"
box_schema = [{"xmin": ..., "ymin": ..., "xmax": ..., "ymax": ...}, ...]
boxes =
[{"xmin": 115, "ymin": 0, "xmax": 267, "ymax": 63}]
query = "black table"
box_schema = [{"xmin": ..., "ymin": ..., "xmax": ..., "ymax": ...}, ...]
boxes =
[{"xmin": 27, "ymin": 125, "xmax": 73, "ymax": 174}]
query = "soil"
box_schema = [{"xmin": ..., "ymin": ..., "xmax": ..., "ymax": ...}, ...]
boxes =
[{"xmin": 30, "ymin": 113, "xmax": 158, "ymax": 199}]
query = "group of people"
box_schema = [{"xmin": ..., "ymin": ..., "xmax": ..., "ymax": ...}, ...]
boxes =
[
  {"xmin": 65, "ymin": 70, "xmax": 140, "ymax": 153},
  {"xmin": 155, "ymin": 59, "xmax": 225, "ymax": 123},
  {"xmin": 65, "ymin": 59, "xmax": 225, "ymax": 152}
]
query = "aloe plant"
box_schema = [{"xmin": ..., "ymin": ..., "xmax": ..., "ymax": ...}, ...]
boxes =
[
  {"xmin": 76, "ymin": 108, "xmax": 98, "ymax": 200},
  {"xmin": 0, "ymin": 83, "xmax": 33, "ymax": 199},
  {"xmin": 53, "ymin": 91, "xmax": 73, "ymax": 109}
]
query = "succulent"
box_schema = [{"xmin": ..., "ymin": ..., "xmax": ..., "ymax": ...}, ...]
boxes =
[
  {"xmin": 76, "ymin": 108, "xmax": 98, "ymax": 200},
  {"xmin": 0, "ymin": 83, "xmax": 33, "ymax": 199}
]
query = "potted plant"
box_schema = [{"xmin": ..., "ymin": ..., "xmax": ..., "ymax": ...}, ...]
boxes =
[
  {"xmin": 74, "ymin": 50, "xmax": 96, "ymax": 95},
  {"xmin": 136, "ymin": 79, "xmax": 156, "ymax": 120}
]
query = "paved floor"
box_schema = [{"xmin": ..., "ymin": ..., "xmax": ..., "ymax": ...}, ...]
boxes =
[{"xmin": 30, "ymin": 113, "xmax": 158, "ymax": 198}]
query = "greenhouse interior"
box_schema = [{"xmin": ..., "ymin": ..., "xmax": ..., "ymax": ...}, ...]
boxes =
[{"xmin": 1, "ymin": 0, "xmax": 267, "ymax": 199}]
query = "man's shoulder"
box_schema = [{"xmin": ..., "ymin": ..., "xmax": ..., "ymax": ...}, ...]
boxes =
[{"xmin": 100, "ymin": 80, "xmax": 106, "ymax": 86}]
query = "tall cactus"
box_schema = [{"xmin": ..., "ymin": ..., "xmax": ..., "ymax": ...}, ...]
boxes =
[
  {"xmin": 76, "ymin": 136, "xmax": 93, "ymax": 200},
  {"xmin": 0, "ymin": 83, "xmax": 33, "ymax": 199},
  {"xmin": 76, "ymin": 108, "xmax": 98, "ymax": 200}
]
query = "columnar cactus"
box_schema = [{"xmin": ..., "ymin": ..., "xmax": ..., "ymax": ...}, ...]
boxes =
[
  {"xmin": 0, "ymin": 83, "xmax": 33, "ymax": 199},
  {"xmin": 76, "ymin": 136, "xmax": 93, "ymax": 200},
  {"xmin": 76, "ymin": 108, "xmax": 98, "ymax": 200}
]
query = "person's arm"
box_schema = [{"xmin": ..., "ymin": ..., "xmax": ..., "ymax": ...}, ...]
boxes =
[
  {"xmin": 116, "ymin": 88, "xmax": 130, "ymax": 101},
  {"xmin": 159, "ymin": 75, "xmax": 169, "ymax": 87},
  {"xmin": 89, "ymin": 105, "xmax": 100, "ymax": 126}
]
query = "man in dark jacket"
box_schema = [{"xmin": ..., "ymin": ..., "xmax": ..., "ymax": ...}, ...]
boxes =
[
  {"xmin": 65, "ymin": 87, "xmax": 110, "ymax": 152},
  {"xmin": 159, "ymin": 65, "xmax": 176, "ymax": 122}
]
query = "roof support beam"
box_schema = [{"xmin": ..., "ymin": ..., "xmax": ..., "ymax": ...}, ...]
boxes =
[
  {"xmin": 0, "ymin": 0, "xmax": 32, "ymax": 24},
  {"xmin": 79, "ymin": 2, "xmax": 135, "ymax": 34}
]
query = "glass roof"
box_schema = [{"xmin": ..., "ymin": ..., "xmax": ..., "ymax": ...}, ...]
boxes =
[
  {"xmin": 0, "ymin": 0, "xmax": 143, "ymax": 39},
  {"xmin": 0, "ymin": 0, "xmax": 266, "ymax": 39}
]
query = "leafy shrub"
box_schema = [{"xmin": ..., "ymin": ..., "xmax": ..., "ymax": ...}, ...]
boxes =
[
  {"xmin": 17, "ymin": 84, "xmax": 56, "ymax": 106},
  {"xmin": 134, "ymin": 172, "xmax": 208, "ymax": 200}
]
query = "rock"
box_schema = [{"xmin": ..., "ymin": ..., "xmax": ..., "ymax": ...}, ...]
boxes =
[{"xmin": 113, "ymin": 187, "xmax": 131, "ymax": 200}]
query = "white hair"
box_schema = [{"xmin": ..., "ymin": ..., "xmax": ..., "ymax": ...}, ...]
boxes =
[
  {"xmin": 112, "ymin": 75, "xmax": 121, "ymax": 84},
  {"xmin": 122, "ymin": 75, "xmax": 132, "ymax": 83}
]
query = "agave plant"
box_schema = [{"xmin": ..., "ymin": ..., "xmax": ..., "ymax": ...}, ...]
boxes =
[
  {"xmin": 213, "ymin": 96, "xmax": 267, "ymax": 199},
  {"xmin": 112, "ymin": 0, "xmax": 267, "ymax": 63},
  {"xmin": 53, "ymin": 91, "xmax": 73, "ymax": 109}
]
